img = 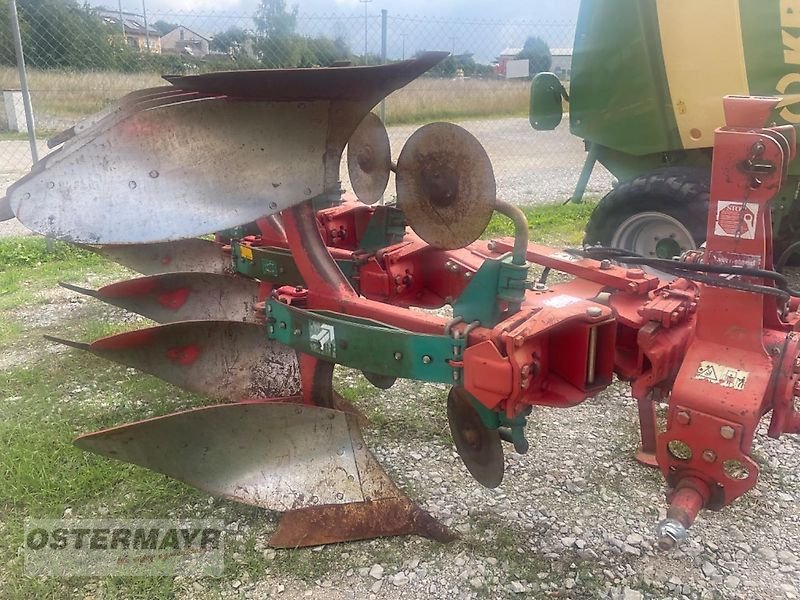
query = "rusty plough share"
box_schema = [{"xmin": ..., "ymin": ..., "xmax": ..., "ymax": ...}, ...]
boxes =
[{"xmin": 6, "ymin": 53, "xmax": 800, "ymax": 549}]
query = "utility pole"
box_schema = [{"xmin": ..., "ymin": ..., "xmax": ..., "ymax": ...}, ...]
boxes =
[
  {"xmin": 142, "ymin": 0, "xmax": 150, "ymax": 52},
  {"xmin": 359, "ymin": 0, "xmax": 372, "ymax": 64},
  {"xmin": 449, "ymin": 36, "xmax": 457, "ymax": 56},
  {"xmin": 118, "ymin": 0, "xmax": 125, "ymax": 38},
  {"xmin": 400, "ymin": 32, "xmax": 407, "ymax": 60},
  {"xmin": 7, "ymin": 0, "xmax": 37, "ymax": 165}
]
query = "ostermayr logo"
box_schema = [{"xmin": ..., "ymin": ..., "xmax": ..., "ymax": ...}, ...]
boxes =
[{"xmin": 24, "ymin": 519, "xmax": 224, "ymax": 577}]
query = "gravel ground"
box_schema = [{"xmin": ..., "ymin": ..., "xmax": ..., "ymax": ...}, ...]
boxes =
[{"xmin": 5, "ymin": 272, "xmax": 798, "ymax": 600}]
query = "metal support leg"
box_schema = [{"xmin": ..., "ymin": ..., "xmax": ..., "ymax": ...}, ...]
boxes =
[{"xmin": 569, "ymin": 142, "xmax": 598, "ymax": 204}]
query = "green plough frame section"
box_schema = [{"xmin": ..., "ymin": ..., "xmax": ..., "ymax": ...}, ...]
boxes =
[{"xmin": 266, "ymin": 301, "xmax": 464, "ymax": 384}]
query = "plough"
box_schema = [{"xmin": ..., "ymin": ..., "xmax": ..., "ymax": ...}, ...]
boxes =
[{"xmin": 4, "ymin": 53, "xmax": 800, "ymax": 550}]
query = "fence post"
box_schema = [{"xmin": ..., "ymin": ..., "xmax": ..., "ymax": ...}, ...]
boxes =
[
  {"xmin": 379, "ymin": 9, "xmax": 388, "ymax": 124},
  {"xmin": 7, "ymin": 0, "xmax": 38, "ymax": 165}
]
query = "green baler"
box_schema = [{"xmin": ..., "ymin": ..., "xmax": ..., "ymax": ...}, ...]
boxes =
[{"xmin": 531, "ymin": 0, "xmax": 800, "ymax": 263}]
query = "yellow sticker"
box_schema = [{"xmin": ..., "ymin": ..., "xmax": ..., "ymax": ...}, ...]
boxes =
[
  {"xmin": 694, "ymin": 361, "xmax": 748, "ymax": 390},
  {"xmin": 240, "ymin": 246, "xmax": 254, "ymax": 261}
]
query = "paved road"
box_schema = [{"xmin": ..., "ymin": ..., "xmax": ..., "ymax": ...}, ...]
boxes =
[{"xmin": 0, "ymin": 118, "xmax": 612, "ymax": 238}]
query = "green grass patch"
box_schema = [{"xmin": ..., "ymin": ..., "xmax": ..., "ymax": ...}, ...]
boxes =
[
  {"xmin": 484, "ymin": 200, "xmax": 596, "ymax": 246},
  {"xmin": 0, "ymin": 237, "xmax": 122, "ymax": 310},
  {"xmin": 0, "ymin": 236, "xmax": 103, "ymax": 269}
]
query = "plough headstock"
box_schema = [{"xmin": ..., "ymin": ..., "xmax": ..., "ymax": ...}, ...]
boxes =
[{"xmin": 7, "ymin": 52, "xmax": 800, "ymax": 554}]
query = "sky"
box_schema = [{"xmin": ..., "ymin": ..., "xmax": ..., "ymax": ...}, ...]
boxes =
[{"xmin": 98, "ymin": 0, "xmax": 580, "ymax": 63}]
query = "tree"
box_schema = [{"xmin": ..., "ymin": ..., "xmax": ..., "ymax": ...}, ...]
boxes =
[
  {"xmin": 0, "ymin": 0, "xmax": 123, "ymax": 70},
  {"xmin": 517, "ymin": 36, "xmax": 551, "ymax": 77},
  {"xmin": 254, "ymin": 0, "xmax": 298, "ymax": 39},
  {"xmin": 153, "ymin": 20, "xmax": 180, "ymax": 36},
  {"xmin": 211, "ymin": 26, "xmax": 251, "ymax": 54}
]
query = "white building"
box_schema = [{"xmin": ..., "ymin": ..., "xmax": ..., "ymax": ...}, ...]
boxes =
[
  {"xmin": 161, "ymin": 26, "xmax": 211, "ymax": 57},
  {"xmin": 551, "ymin": 48, "xmax": 573, "ymax": 80}
]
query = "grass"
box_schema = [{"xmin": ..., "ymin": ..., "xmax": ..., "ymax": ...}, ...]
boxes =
[
  {"xmin": 384, "ymin": 77, "xmax": 531, "ymax": 125},
  {"xmin": 0, "ymin": 201, "xmax": 592, "ymax": 597},
  {"xmin": 0, "ymin": 66, "xmax": 532, "ymax": 131},
  {"xmin": 484, "ymin": 199, "xmax": 596, "ymax": 245},
  {"xmin": 0, "ymin": 67, "xmax": 163, "ymax": 131}
]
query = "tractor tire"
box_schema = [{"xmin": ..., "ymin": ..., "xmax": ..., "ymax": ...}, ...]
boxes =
[{"xmin": 584, "ymin": 167, "xmax": 710, "ymax": 259}]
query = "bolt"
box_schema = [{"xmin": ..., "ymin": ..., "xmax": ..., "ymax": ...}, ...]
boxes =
[
  {"xmin": 464, "ymin": 272, "xmax": 473, "ymax": 280},
  {"xmin": 702, "ymin": 449, "xmax": 717, "ymax": 463},
  {"xmin": 422, "ymin": 355, "xmax": 432, "ymax": 364},
  {"xmin": 266, "ymin": 304, "xmax": 272, "ymax": 313},
  {"xmin": 533, "ymin": 282, "xmax": 548, "ymax": 292},
  {"xmin": 293, "ymin": 329, "xmax": 302, "ymax": 336},
  {"xmin": 720, "ymin": 426, "xmax": 735, "ymax": 440},
  {"xmin": 269, "ymin": 201, "xmax": 278, "ymax": 210},
  {"xmin": 394, "ymin": 352, "xmax": 403, "ymax": 361},
  {"xmin": 487, "ymin": 241, "xmax": 497, "ymax": 252},
  {"xmin": 128, "ymin": 180, "xmax": 137, "ymax": 190},
  {"xmin": 599, "ymin": 259, "xmax": 612, "ymax": 270},
  {"xmin": 46, "ymin": 181, "xmax": 55, "ymax": 189},
  {"xmin": 586, "ymin": 306, "xmax": 603, "ymax": 318},
  {"xmin": 626, "ymin": 269, "xmax": 645, "ymax": 279},
  {"xmin": 149, "ymin": 170, "xmax": 159, "ymax": 178},
  {"xmin": 279, "ymin": 322, "xmax": 287, "ymax": 329},
  {"xmin": 656, "ymin": 519, "xmax": 687, "ymax": 551},
  {"xmin": 676, "ymin": 411, "xmax": 691, "ymax": 425}
]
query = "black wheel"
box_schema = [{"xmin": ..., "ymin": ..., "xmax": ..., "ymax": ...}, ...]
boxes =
[{"xmin": 584, "ymin": 167, "xmax": 710, "ymax": 259}]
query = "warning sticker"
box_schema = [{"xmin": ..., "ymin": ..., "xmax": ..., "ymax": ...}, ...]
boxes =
[
  {"xmin": 309, "ymin": 321, "xmax": 336, "ymax": 358},
  {"xmin": 706, "ymin": 250, "xmax": 761, "ymax": 269},
  {"xmin": 239, "ymin": 245, "xmax": 254, "ymax": 261},
  {"xmin": 694, "ymin": 361, "xmax": 749, "ymax": 390},
  {"xmin": 714, "ymin": 201, "xmax": 758, "ymax": 240}
]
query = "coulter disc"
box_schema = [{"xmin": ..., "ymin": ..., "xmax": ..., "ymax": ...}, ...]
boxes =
[
  {"xmin": 347, "ymin": 112, "xmax": 392, "ymax": 205},
  {"xmin": 447, "ymin": 386, "xmax": 504, "ymax": 488},
  {"xmin": 396, "ymin": 122, "xmax": 496, "ymax": 249}
]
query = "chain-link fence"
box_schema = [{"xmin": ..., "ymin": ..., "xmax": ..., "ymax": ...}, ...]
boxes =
[{"xmin": 0, "ymin": 1, "xmax": 613, "ymax": 205}]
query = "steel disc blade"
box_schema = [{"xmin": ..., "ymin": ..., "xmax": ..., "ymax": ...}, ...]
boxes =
[
  {"xmin": 75, "ymin": 403, "xmax": 371, "ymax": 511},
  {"xmin": 10, "ymin": 97, "xmax": 329, "ymax": 244},
  {"xmin": 60, "ymin": 272, "xmax": 260, "ymax": 324},
  {"xmin": 46, "ymin": 321, "xmax": 299, "ymax": 401},
  {"xmin": 163, "ymin": 52, "xmax": 449, "ymax": 100},
  {"xmin": 447, "ymin": 386, "xmax": 504, "ymax": 488},
  {"xmin": 347, "ymin": 112, "xmax": 391, "ymax": 205},
  {"xmin": 83, "ymin": 239, "xmax": 230, "ymax": 275},
  {"xmin": 396, "ymin": 122, "xmax": 496, "ymax": 249}
]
